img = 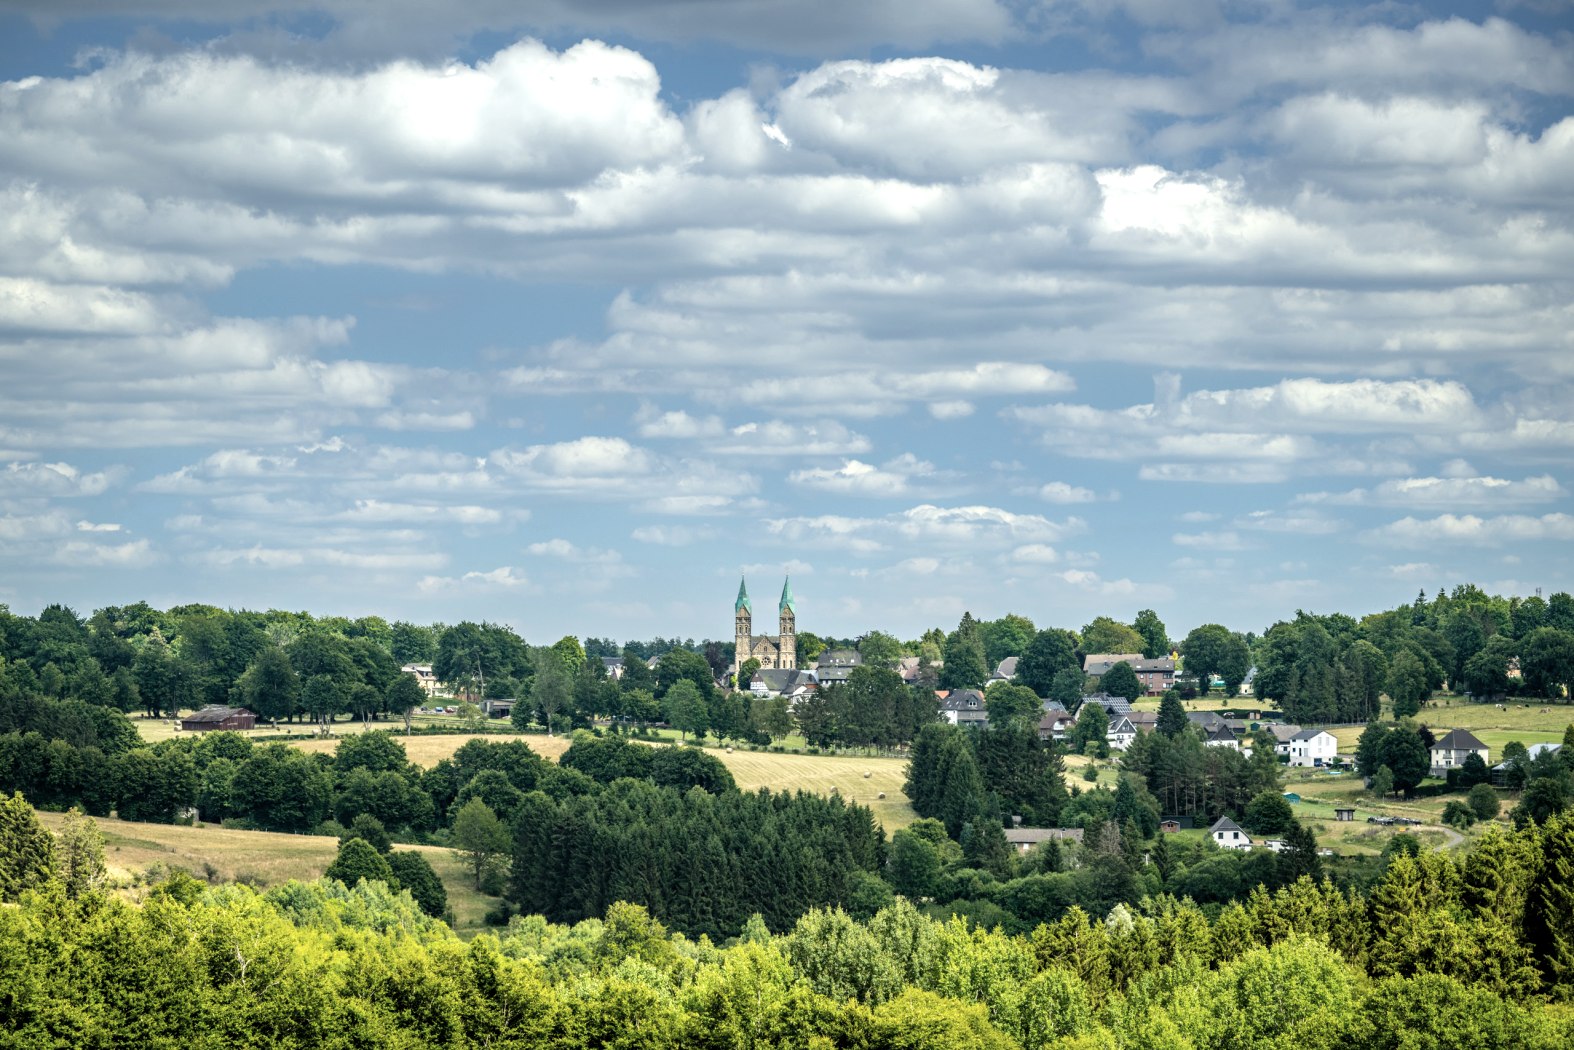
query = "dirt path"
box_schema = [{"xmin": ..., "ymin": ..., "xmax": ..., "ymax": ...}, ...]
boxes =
[{"xmin": 1426, "ymin": 824, "xmax": 1466, "ymax": 850}]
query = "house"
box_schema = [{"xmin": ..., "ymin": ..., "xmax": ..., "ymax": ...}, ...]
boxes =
[
  {"xmin": 1264, "ymin": 723, "xmax": 1305, "ymax": 746},
  {"xmin": 1107, "ymin": 716, "xmax": 1137, "ymax": 751},
  {"xmin": 751, "ymin": 668, "xmax": 819, "ymax": 697},
  {"xmin": 989, "ymin": 656, "xmax": 1019, "ymax": 683},
  {"xmin": 1002, "ymin": 827, "xmax": 1085, "ymax": 853},
  {"xmin": 1037, "ymin": 701, "xmax": 1074, "ymax": 742},
  {"xmin": 1209, "ymin": 815, "xmax": 1253, "ymax": 851},
  {"xmin": 1130, "ymin": 657, "xmax": 1177, "ymax": 695},
  {"xmin": 1264, "ymin": 839, "xmax": 1288, "ymax": 853},
  {"xmin": 1083, "ymin": 653, "xmax": 1143, "ymax": 677},
  {"xmin": 895, "ymin": 656, "xmax": 923, "ymax": 684},
  {"xmin": 1335, "ymin": 807, "xmax": 1356, "ymax": 821},
  {"xmin": 940, "ymin": 689, "xmax": 987, "ymax": 726},
  {"xmin": 1430, "ymin": 729, "xmax": 1490, "ymax": 777},
  {"xmin": 1491, "ymin": 742, "xmax": 1560, "ymax": 785},
  {"xmin": 401, "ymin": 663, "xmax": 441, "ymax": 697},
  {"xmin": 601, "ymin": 657, "xmax": 625, "ymax": 680},
  {"xmin": 813, "ymin": 649, "xmax": 863, "ymax": 688},
  {"xmin": 179, "ymin": 705, "xmax": 257, "ymax": 732},
  {"xmin": 1126, "ymin": 710, "xmax": 1160, "ymax": 733},
  {"xmin": 1159, "ymin": 819, "xmax": 1181, "ymax": 833},
  {"xmin": 1077, "ymin": 693, "xmax": 1134, "ymax": 719},
  {"xmin": 1204, "ymin": 724, "xmax": 1241, "ymax": 750},
  {"xmin": 1282, "ymin": 729, "xmax": 1338, "ymax": 768}
]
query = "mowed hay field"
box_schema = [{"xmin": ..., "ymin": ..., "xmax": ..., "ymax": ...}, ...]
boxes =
[
  {"xmin": 33, "ymin": 810, "xmax": 496, "ymax": 932},
  {"xmin": 290, "ymin": 731, "xmax": 574, "ymax": 765}
]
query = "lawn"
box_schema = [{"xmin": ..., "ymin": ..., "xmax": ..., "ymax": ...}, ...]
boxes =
[{"xmin": 34, "ymin": 810, "xmax": 498, "ymax": 933}]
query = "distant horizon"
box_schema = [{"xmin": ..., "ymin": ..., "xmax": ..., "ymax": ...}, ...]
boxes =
[{"xmin": 2, "ymin": 2, "xmax": 1569, "ymax": 642}]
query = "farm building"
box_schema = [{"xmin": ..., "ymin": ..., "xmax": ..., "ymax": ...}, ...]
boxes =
[{"xmin": 180, "ymin": 705, "xmax": 257, "ymax": 732}]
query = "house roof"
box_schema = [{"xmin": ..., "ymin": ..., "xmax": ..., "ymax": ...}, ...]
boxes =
[
  {"xmin": 1131, "ymin": 658, "xmax": 1176, "ymax": 672},
  {"xmin": 992, "ymin": 656, "xmax": 1019, "ymax": 679},
  {"xmin": 1208, "ymin": 816, "xmax": 1245, "ymax": 834},
  {"xmin": 182, "ymin": 705, "xmax": 252, "ymax": 723},
  {"xmin": 1077, "ymin": 693, "xmax": 1133, "ymax": 717},
  {"xmin": 1492, "ymin": 742, "xmax": 1560, "ymax": 770},
  {"xmin": 941, "ymin": 689, "xmax": 986, "ymax": 711},
  {"xmin": 1126, "ymin": 711, "xmax": 1159, "ymax": 726},
  {"xmin": 1109, "ymin": 717, "xmax": 1136, "ymax": 734},
  {"xmin": 1083, "ymin": 653, "xmax": 1143, "ymax": 674},
  {"xmin": 1266, "ymin": 724, "xmax": 1304, "ymax": 742},
  {"xmin": 1432, "ymin": 729, "xmax": 1489, "ymax": 752},
  {"xmin": 1290, "ymin": 729, "xmax": 1329, "ymax": 742},
  {"xmin": 1206, "ymin": 724, "xmax": 1237, "ymax": 742},
  {"xmin": 753, "ymin": 668, "xmax": 816, "ymax": 693},
  {"xmin": 1003, "ymin": 827, "xmax": 1085, "ymax": 845}
]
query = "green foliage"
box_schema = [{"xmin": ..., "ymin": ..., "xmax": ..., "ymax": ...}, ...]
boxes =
[
  {"xmin": 1468, "ymin": 782, "xmax": 1501, "ymax": 822},
  {"xmin": 1371, "ymin": 765, "xmax": 1395, "ymax": 799},
  {"xmin": 1099, "ymin": 661, "xmax": 1142, "ymax": 703},
  {"xmin": 325, "ymin": 836, "xmax": 397, "ymax": 890},
  {"xmin": 1157, "ymin": 690, "xmax": 1187, "ymax": 738},
  {"xmin": 451, "ymin": 797, "xmax": 510, "ymax": 890},
  {"xmin": 1379, "ymin": 726, "xmax": 1429, "ymax": 796},
  {"xmin": 1017, "ymin": 628, "xmax": 1080, "ymax": 697},
  {"xmin": 1244, "ymin": 790, "xmax": 1294, "ymax": 835},
  {"xmin": 0, "ymin": 791, "xmax": 56, "ymax": 901},
  {"xmin": 386, "ymin": 850, "xmax": 447, "ymax": 918}
]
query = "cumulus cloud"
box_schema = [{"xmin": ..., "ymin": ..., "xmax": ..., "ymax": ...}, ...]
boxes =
[
  {"xmin": 1038, "ymin": 481, "xmax": 1097, "ymax": 503},
  {"xmin": 788, "ymin": 454, "xmax": 936, "ymax": 497},
  {"xmin": 416, "ymin": 565, "xmax": 529, "ymax": 592},
  {"xmin": 1298, "ymin": 474, "xmax": 1566, "ymax": 509},
  {"xmin": 52, "ymin": 538, "xmax": 158, "ymax": 567}
]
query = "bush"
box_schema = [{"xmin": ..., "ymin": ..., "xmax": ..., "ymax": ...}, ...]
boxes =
[
  {"xmin": 1467, "ymin": 783, "xmax": 1500, "ymax": 822},
  {"xmin": 1441, "ymin": 801, "xmax": 1476, "ymax": 829}
]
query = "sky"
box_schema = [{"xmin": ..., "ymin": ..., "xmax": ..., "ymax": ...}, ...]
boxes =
[{"xmin": 1, "ymin": 0, "xmax": 1571, "ymax": 645}]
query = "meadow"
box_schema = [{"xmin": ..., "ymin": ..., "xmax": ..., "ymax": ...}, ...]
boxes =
[{"xmin": 33, "ymin": 810, "xmax": 497, "ymax": 931}]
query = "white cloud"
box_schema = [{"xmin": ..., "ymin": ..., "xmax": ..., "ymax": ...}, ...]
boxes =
[
  {"xmin": 788, "ymin": 454, "xmax": 935, "ymax": 497},
  {"xmin": 0, "ymin": 461, "xmax": 119, "ymax": 497},
  {"xmin": 929, "ymin": 400, "xmax": 974, "ymax": 420},
  {"xmin": 1038, "ymin": 481, "xmax": 1096, "ymax": 504},
  {"xmin": 52, "ymin": 538, "xmax": 157, "ymax": 567},
  {"xmin": 1365, "ymin": 512, "xmax": 1574, "ymax": 546},
  {"xmin": 1011, "ymin": 544, "xmax": 1060, "ymax": 564},
  {"xmin": 631, "ymin": 524, "xmax": 717, "ymax": 546},
  {"xmin": 1173, "ymin": 530, "xmax": 1250, "ymax": 551},
  {"xmin": 1234, "ymin": 510, "xmax": 1345, "ymax": 535},
  {"xmin": 710, "ymin": 420, "xmax": 871, "ymax": 457},
  {"xmin": 1298, "ymin": 474, "xmax": 1566, "ymax": 509},
  {"xmin": 636, "ymin": 409, "xmax": 725, "ymax": 439},
  {"xmin": 417, "ymin": 565, "xmax": 529, "ymax": 592}
]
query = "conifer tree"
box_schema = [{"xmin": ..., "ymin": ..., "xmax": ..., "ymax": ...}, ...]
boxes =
[
  {"xmin": 1157, "ymin": 690, "xmax": 1188, "ymax": 738},
  {"xmin": 0, "ymin": 792, "xmax": 56, "ymax": 901},
  {"xmin": 1528, "ymin": 812, "xmax": 1574, "ymax": 992}
]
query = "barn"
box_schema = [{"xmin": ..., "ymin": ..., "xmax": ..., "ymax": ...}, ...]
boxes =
[{"xmin": 180, "ymin": 705, "xmax": 258, "ymax": 732}]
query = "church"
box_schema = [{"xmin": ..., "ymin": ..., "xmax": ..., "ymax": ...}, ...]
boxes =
[{"xmin": 732, "ymin": 576, "xmax": 796, "ymax": 675}]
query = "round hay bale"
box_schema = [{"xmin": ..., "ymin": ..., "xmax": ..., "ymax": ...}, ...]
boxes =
[
  {"xmin": 863, "ymin": 771, "xmax": 871, "ymax": 779},
  {"xmin": 877, "ymin": 792, "xmax": 886, "ymax": 799},
  {"xmin": 726, "ymin": 746, "xmax": 734, "ymax": 753}
]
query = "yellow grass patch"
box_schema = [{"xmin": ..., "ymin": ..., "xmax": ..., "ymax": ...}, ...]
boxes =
[
  {"xmin": 289, "ymin": 731, "xmax": 573, "ymax": 766},
  {"xmin": 33, "ymin": 811, "xmax": 497, "ymax": 933}
]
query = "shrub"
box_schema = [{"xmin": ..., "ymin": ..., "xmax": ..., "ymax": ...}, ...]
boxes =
[
  {"xmin": 1441, "ymin": 801, "xmax": 1476, "ymax": 829},
  {"xmin": 1467, "ymin": 783, "xmax": 1500, "ymax": 822}
]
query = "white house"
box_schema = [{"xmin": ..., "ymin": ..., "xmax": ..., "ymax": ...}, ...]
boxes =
[
  {"xmin": 1282, "ymin": 729, "xmax": 1338, "ymax": 768},
  {"xmin": 1430, "ymin": 729, "xmax": 1490, "ymax": 777},
  {"xmin": 1209, "ymin": 815, "xmax": 1253, "ymax": 851},
  {"xmin": 400, "ymin": 663, "xmax": 441, "ymax": 697},
  {"xmin": 1107, "ymin": 716, "xmax": 1137, "ymax": 751}
]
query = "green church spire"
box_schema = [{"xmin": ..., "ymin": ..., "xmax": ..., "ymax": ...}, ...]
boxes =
[
  {"xmin": 735, "ymin": 576, "xmax": 751, "ymax": 613},
  {"xmin": 779, "ymin": 576, "xmax": 796, "ymax": 614}
]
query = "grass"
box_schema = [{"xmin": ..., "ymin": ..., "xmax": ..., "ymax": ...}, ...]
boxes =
[
  {"xmin": 33, "ymin": 810, "xmax": 498, "ymax": 934},
  {"xmin": 290, "ymin": 731, "xmax": 574, "ymax": 766}
]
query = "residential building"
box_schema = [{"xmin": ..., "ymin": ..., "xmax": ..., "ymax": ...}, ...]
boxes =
[
  {"xmin": 940, "ymin": 689, "xmax": 987, "ymax": 726},
  {"xmin": 750, "ymin": 668, "xmax": 819, "ymax": 697},
  {"xmin": 1130, "ymin": 657, "xmax": 1177, "ymax": 695},
  {"xmin": 1082, "ymin": 653, "xmax": 1143, "ymax": 677},
  {"xmin": 401, "ymin": 663, "xmax": 441, "ymax": 697},
  {"xmin": 813, "ymin": 648, "xmax": 863, "ymax": 688},
  {"xmin": 1037, "ymin": 701, "xmax": 1073, "ymax": 742},
  {"xmin": 600, "ymin": 657, "xmax": 625, "ymax": 680},
  {"xmin": 989, "ymin": 656, "xmax": 1019, "ymax": 683},
  {"xmin": 1002, "ymin": 827, "xmax": 1085, "ymax": 854},
  {"xmin": 1282, "ymin": 729, "xmax": 1338, "ymax": 767},
  {"xmin": 1209, "ymin": 816, "xmax": 1253, "ymax": 851},
  {"xmin": 1492, "ymin": 742, "xmax": 1561, "ymax": 785},
  {"xmin": 1107, "ymin": 715, "xmax": 1137, "ymax": 751},
  {"xmin": 1429, "ymin": 729, "xmax": 1490, "ymax": 777}
]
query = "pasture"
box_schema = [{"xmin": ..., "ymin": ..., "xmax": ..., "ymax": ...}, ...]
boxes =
[{"xmin": 33, "ymin": 810, "xmax": 496, "ymax": 932}]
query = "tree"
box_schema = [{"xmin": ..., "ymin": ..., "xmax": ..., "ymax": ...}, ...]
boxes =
[
  {"xmin": 1386, "ymin": 649, "xmax": 1431, "ymax": 718},
  {"xmin": 299, "ymin": 674, "xmax": 342, "ymax": 731},
  {"xmin": 1048, "ymin": 668, "xmax": 1085, "ymax": 712},
  {"xmin": 1181, "ymin": 625, "xmax": 1248, "ymax": 697},
  {"xmin": 1017, "ymin": 629, "xmax": 1080, "ymax": 697},
  {"xmin": 1100, "ymin": 662, "xmax": 1142, "ymax": 704},
  {"xmin": 979, "ymin": 614, "xmax": 1036, "ymax": 668},
  {"xmin": 386, "ymin": 851, "xmax": 447, "ymax": 918},
  {"xmin": 385, "ymin": 673, "xmax": 425, "ymax": 734},
  {"xmin": 451, "ymin": 797, "xmax": 509, "ymax": 891},
  {"xmin": 530, "ymin": 645, "xmax": 573, "ymax": 734},
  {"xmin": 236, "ymin": 645, "xmax": 299, "ymax": 724},
  {"xmin": 1157, "ymin": 691, "xmax": 1188, "ymax": 738},
  {"xmin": 1441, "ymin": 801, "xmax": 1477, "ymax": 829},
  {"xmin": 57, "ymin": 807, "xmax": 106, "ymax": 898},
  {"xmin": 664, "ymin": 680, "xmax": 710, "ymax": 742},
  {"xmin": 133, "ymin": 630, "xmax": 189, "ymax": 718},
  {"xmin": 1078, "ymin": 616, "xmax": 1145, "ymax": 657},
  {"xmin": 1243, "ymin": 791, "xmax": 1293, "ymax": 835},
  {"xmin": 1468, "ymin": 783, "xmax": 1501, "ymax": 823},
  {"xmin": 1134, "ymin": 609, "xmax": 1170, "ymax": 660},
  {"xmin": 1527, "ymin": 813, "xmax": 1574, "ymax": 989},
  {"xmin": 1371, "ymin": 765, "xmax": 1394, "ymax": 799},
  {"xmin": 736, "ymin": 657, "xmax": 761, "ymax": 690},
  {"xmin": 1071, "ymin": 703, "xmax": 1108, "ymax": 757},
  {"xmin": 0, "ymin": 793, "xmax": 57, "ymax": 901},
  {"xmin": 984, "ymin": 682, "xmax": 1042, "ymax": 733},
  {"xmin": 1356, "ymin": 722, "xmax": 1390, "ymax": 778},
  {"xmin": 325, "ymin": 837, "xmax": 397, "ymax": 889},
  {"xmin": 939, "ymin": 614, "xmax": 988, "ymax": 692},
  {"xmin": 1378, "ymin": 727, "xmax": 1429, "ymax": 797},
  {"xmin": 857, "ymin": 631, "xmax": 903, "ymax": 668},
  {"xmin": 1522, "ymin": 627, "xmax": 1574, "ymax": 700}
]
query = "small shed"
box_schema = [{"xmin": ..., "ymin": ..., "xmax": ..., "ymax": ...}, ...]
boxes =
[
  {"xmin": 179, "ymin": 705, "xmax": 257, "ymax": 732},
  {"xmin": 1159, "ymin": 819, "xmax": 1181, "ymax": 834},
  {"xmin": 1334, "ymin": 807, "xmax": 1356, "ymax": 822}
]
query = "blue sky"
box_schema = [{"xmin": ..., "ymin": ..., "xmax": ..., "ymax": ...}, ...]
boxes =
[{"xmin": 1, "ymin": 0, "xmax": 1571, "ymax": 643}]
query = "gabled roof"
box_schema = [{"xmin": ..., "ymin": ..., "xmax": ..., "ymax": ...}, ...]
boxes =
[
  {"xmin": 1109, "ymin": 717, "xmax": 1136, "ymax": 735},
  {"xmin": 1208, "ymin": 816, "xmax": 1244, "ymax": 834},
  {"xmin": 1131, "ymin": 658, "xmax": 1176, "ymax": 672},
  {"xmin": 1083, "ymin": 653, "xmax": 1143, "ymax": 673},
  {"xmin": 992, "ymin": 656, "xmax": 1019, "ymax": 679},
  {"xmin": 182, "ymin": 705, "xmax": 252, "ymax": 723},
  {"xmin": 1291, "ymin": 728, "xmax": 1330, "ymax": 742},
  {"xmin": 1206, "ymin": 724, "xmax": 1237, "ymax": 742},
  {"xmin": 1432, "ymin": 729, "xmax": 1489, "ymax": 752}
]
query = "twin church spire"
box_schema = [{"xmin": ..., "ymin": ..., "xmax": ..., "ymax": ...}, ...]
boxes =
[{"xmin": 732, "ymin": 575, "xmax": 797, "ymax": 675}]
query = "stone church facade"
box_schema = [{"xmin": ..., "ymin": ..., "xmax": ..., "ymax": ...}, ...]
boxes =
[{"xmin": 732, "ymin": 576, "xmax": 796, "ymax": 675}]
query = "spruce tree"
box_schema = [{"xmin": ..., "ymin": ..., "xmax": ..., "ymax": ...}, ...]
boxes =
[
  {"xmin": 1157, "ymin": 691, "xmax": 1188, "ymax": 738},
  {"xmin": 1528, "ymin": 813, "xmax": 1574, "ymax": 991},
  {"xmin": 0, "ymin": 792, "xmax": 57, "ymax": 901}
]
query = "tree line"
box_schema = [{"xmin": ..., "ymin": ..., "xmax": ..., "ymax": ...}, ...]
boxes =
[{"xmin": 4, "ymin": 789, "xmax": 1574, "ymax": 1048}]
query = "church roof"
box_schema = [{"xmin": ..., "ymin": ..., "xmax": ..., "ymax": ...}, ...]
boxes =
[
  {"xmin": 736, "ymin": 576, "xmax": 751, "ymax": 613},
  {"xmin": 779, "ymin": 576, "xmax": 796, "ymax": 613}
]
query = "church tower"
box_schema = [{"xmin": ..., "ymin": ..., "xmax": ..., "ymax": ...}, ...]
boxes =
[
  {"xmin": 778, "ymin": 576, "xmax": 797, "ymax": 670},
  {"xmin": 734, "ymin": 576, "xmax": 752, "ymax": 675}
]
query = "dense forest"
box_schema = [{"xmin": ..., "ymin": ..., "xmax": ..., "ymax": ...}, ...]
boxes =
[{"xmin": 4, "ymin": 789, "xmax": 1574, "ymax": 1048}]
